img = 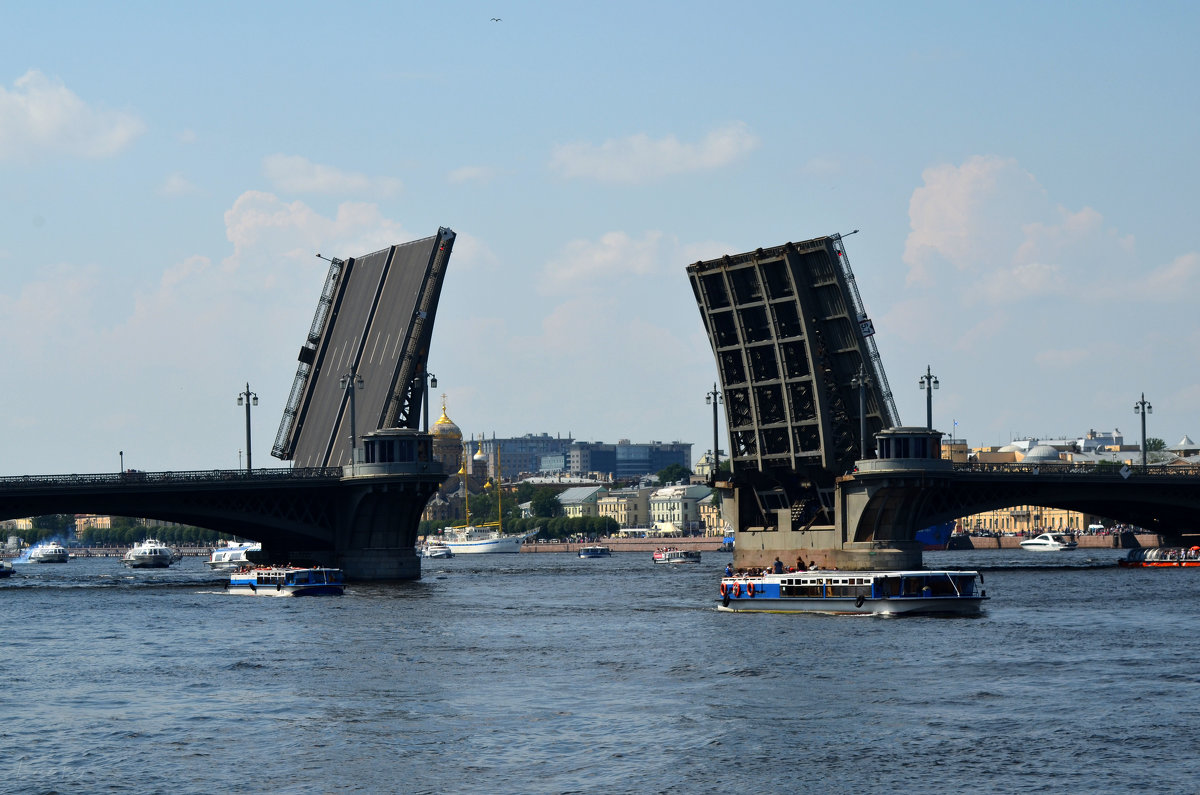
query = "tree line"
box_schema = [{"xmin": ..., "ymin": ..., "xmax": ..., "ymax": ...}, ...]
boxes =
[{"xmin": 15, "ymin": 515, "xmax": 231, "ymax": 547}]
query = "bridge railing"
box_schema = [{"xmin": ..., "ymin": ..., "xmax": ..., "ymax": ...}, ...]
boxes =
[
  {"xmin": 951, "ymin": 462, "xmax": 1200, "ymax": 477},
  {"xmin": 0, "ymin": 467, "xmax": 345, "ymax": 491}
]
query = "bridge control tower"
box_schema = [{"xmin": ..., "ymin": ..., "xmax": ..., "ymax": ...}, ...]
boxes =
[{"xmin": 686, "ymin": 234, "xmax": 910, "ymax": 570}]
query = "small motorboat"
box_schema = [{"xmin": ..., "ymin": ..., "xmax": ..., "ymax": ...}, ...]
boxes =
[
  {"xmin": 420, "ymin": 541, "xmax": 453, "ymax": 559},
  {"xmin": 226, "ymin": 566, "xmax": 345, "ymax": 596},
  {"xmin": 1019, "ymin": 532, "xmax": 1078, "ymax": 551},
  {"xmin": 123, "ymin": 539, "xmax": 176, "ymax": 568},
  {"xmin": 578, "ymin": 546, "xmax": 611, "ymax": 558},
  {"xmin": 29, "ymin": 542, "xmax": 70, "ymax": 563},
  {"xmin": 652, "ymin": 548, "xmax": 701, "ymax": 564}
]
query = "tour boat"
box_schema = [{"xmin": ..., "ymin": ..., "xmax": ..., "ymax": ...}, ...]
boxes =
[
  {"xmin": 652, "ymin": 548, "xmax": 701, "ymax": 564},
  {"xmin": 1118, "ymin": 546, "xmax": 1200, "ymax": 568},
  {"xmin": 29, "ymin": 542, "xmax": 70, "ymax": 563},
  {"xmin": 123, "ymin": 539, "xmax": 176, "ymax": 568},
  {"xmin": 206, "ymin": 540, "xmax": 261, "ymax": 570},
  {"xmin": 578, "ymin": 545, "xmax": 612, "ymax": 558},
  {"xmin": 420, "ymin": 541, "xmax": 454, "ymax": 559},
  {"xmin": 226, "ymin": 566, "xmax": 345, "ymax": 596},
  {"xmin": 718, "ymin": 569, "xmax": 987, "ymax": 615},
  {"xmin": 1019, "ymin": 532, "xmax": 1078, "ymax": 551}
]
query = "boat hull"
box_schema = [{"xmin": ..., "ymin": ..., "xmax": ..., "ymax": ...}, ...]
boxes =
[
  {"xmin": 717, "ymin": 596, "xmax": 984, "ymax": 616},
  {"xmin": 123, "ymin": 557, "xmax": 173, "ymax": 568},
  {"xmin": 717, "ymin": 570, "xmax": 986, "ymax": 616}
]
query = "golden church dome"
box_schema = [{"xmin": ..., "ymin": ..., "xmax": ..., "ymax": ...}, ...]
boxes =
[{"xmin": 432, "ymin": 397, "xmax": 462, "ymax": 441}]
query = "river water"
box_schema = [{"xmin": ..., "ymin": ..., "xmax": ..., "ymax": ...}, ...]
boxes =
[{"xmin": 2, "ymin": 549, "xmax": 1198, "ymax": 794}]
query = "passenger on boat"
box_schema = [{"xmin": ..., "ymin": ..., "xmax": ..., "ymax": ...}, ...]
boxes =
[
  {"xmin": 773, "ymin": 557, "xmax": 784, "ymax": 574},
  {"xmin": 724, "ymin": 563, "xmax": 733, "ymax": 577},
  {"xmin": 795, "ymin": 557, "xmax": 807, "ymax": 572}
]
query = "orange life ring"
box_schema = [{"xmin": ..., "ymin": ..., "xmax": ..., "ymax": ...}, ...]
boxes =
[
  {"xmin": 720, "ymin": 582, "xmax": 728, "ymax": 597},
  {"xmin": 747, "ymin": 582, "xmax": 756, "ymax": 597},
  {"xmin": 731, "ymin": 582, "xmax": 740, "ymax": 597}
]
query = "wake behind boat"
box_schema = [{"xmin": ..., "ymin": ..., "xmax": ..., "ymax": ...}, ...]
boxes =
[
  {"xmin": 226, "ymin": 566, "xmax": 345, "ymax": 596},
  {"xmin": 718, "ymin": 569, "xmax": 986, "ymax": 615}
]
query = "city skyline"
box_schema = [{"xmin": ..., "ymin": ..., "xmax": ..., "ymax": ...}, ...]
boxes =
[{"xmin": 3, "ymin": 3, "xmax": 1198, "ymax": 476}]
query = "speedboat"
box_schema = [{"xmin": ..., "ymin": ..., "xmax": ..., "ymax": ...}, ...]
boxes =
[
  {"xmin": 207, "ymin": 540, "xmax": 261, "ymax": 570},
  {"xmin": 29, "ymin": 542, "xmax": 70, "ymax": 563},
  {"xmin": 578, "ymin": 545, "xmax": 611, "ymax": 558},
  {"xmin": 1118, "ymin": 546, "xmax": 1200, "ymax": 568},
  {"xmin": 1019, "ymin": 532, "xmax": 1078, "ymax": 551},
  {"xmin": 123, "ymin": 539, "xmax": 176, "ymax": 568},
  {"xmin": 652, "ymin": 548, "xmax": 701, "ymax": 564},
  {"xmin": 420, "ymin": 541, "xmax": 454, "ymax": 559},
  {"xmin": 718, "ymin": 569, "xmax": 987, "ymax": 615},
  {"xmin": 226, "ymin": 566, "xmax": 345, "ymax": 596}
]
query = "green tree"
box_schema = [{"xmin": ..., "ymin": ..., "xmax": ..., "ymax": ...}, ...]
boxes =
[
  {"xmin": 656, "ymin": 463, "xmax": 692, "ymax": 484},
  {"xmin": 530, "ymin": 488, "xmax": 561, "ymax": 518},
  {"xmin": 1145, "ymin": 437, "xmax": 1166, "ymax": 452}
]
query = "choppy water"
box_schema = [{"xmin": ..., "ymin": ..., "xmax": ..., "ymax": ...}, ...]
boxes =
[{"xmin": 2, "ymin": 549, "xmax": 1199, "ymax": 794}]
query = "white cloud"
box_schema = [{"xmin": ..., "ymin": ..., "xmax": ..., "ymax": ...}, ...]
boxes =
[
  {"xmin": 0, "ymin": 70, "xmax": 145, "ymax": 161},
  {"xmin": 549, "ymin": 122, "xmax": 759, "ymax": 183},
  {"xmin": 262, "ymin": 154, "xmax": 402, "ymax": 197},
  {"xmin": 158, "ymin": 172, "xmax": 197, "ymax": 196},
  {"xmin": 541, "ymin": 230, "xmax": 664, "ymax": 292}
]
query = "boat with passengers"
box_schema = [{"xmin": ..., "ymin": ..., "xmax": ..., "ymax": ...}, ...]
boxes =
[
  {"xmin": 1118, "ymin": 546, "xmax": 1200, "ymax": 568},
  {"xmin": 29, "ymin": 542, "xmax": 70, "ymax": 563},
  {"xmin": 718, "ymin": 569, "xmax": 987, "ymax": 615},
  {"xmin": 226, "ymin": 566, "xmax": 345, "ymax": 596},
  {"xmin": 578, "ymin": 545, "xmax": 612, "ymax": 558},
  {"xmin": 653, "ymin": 548, "xmax": 701, "ymax": 564},
  {"xmin": 1019, "ymin": 532, "xmax": 1078, "ymax": 551},
  {"xmin": 207, "ymin": 540, "xmax": 261, "ymax": 570},
  {"xmin": 123, "ymin": 539, "xmax": 176, "ymax": 568}
]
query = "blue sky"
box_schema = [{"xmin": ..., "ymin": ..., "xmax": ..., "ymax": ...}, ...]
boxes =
[{"xmin": 3, "ymin": 2, "xmax": 1198, "ymax": 475}]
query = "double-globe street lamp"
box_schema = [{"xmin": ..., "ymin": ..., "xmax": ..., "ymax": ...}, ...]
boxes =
[
  {"xmin": 1134, "ymin": 392, "xmax": 1153, "ymax": 468},
  {"xmin": 236, "ymin": 383, "xmax": 258, "ymax": 471},
  {"xmin": 918, "ymin": 365, "xmax": 939, "ymax": 431},
  {"xmin": 851, "ymin": 364, "xmax": 872, "ymax": 459},
  {"xmin": 705, "ymin": 383, "xmax": 722, "ymax": 485},
  {"xmin": 340, "ymin": 367, "xmax": 364, "ymax": 468}
]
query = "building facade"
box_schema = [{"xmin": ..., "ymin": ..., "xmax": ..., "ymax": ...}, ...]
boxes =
[{"xmin": 596, "ymin": 487, "xmax": 655, "ymax": 528}]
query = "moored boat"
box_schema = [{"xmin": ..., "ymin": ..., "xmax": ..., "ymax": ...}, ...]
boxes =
[
  {"xmin": 1019, "ymin": 532, "xmax": 1078, "ymax": 551},
  {"xmin": 207, "ymin": 540, "xmax": 261, "ymax": 570},
  {"xmin": 718, "ymin": 569, "xmax": 987, "ymax": 615},
  {"xmin": 652, "ymin": 548, "xmax": 701, "ymax": 564},
  {"xmin": 226, "ymin": 566, "xmax": 345, "ymax": 596},
  {"xmin": 1118, "ymin": 546, "xmax": 1200, "ymax": 568},
  {"xmin": 123, "ymin": 539, "xmax": 176, "ymax": 568},
  {"xmin": 916, "ymin": 521, "xmax": 955, "ymax": 551},
  {"xmin": 442, "ymin": 526, "xmax": 537, "ymax": 554},
  {"xmin": 578, "ymin": 545, "xmax": 611, "ymax": 558},
  {"xmin": 29, "ymin": 542, "xmax": 70, "ymax": 563}
]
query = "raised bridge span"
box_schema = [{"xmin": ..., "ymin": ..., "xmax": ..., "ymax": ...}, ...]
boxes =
[
  {"xmin": 687, "ymin": 235, "xmax": 1200, "ymax": 570},
  {"xmin": 1, "ymin": 230, "xmax": 456, "ymax": 580}
]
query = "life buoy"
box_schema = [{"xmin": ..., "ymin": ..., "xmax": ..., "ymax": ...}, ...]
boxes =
[
  {"xmin": 747, "ymin": 582, "xmax": 756, "ymax": 597},
  {"xmin": 855, "ymin": 595, "xmax": 865, "ymax": 608},
  {"xmin": 719, "ymin": 582, "xmax": 729, "ymax": 597},
  {"xmin": 730, "ymin": 582, "xmax": 740, "ymax": 598}
]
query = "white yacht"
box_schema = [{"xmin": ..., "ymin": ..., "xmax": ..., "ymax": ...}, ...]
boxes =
[
  {"xmin": 29, "ymin": 542, "xmax": 70, "ymax": 563},
  {"xmin": 1019, "ymin": 532, "xmax": 1078, "ymax": 551},
  {"xmin": 419, "ymin": 540, "xmax": 454, "ymax": 559},
  {"xmin": 123, "ymin": 539, "xmax": 176, "ymax": 568},
  {"xmin": 441, "ymin": 525, "xmax": 537, "ymax": 554},
  {"xmin": 207, "ymin": 541, "xmax": 261, "ymax": 570}
]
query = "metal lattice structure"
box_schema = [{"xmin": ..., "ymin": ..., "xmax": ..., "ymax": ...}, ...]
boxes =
[
  {"xmin": 686, "ymin": 234, "xmax": 899, "ymax": 529},
  {"xmin": 273, "ymin": 228, "xmax": 456, "ymax": 467}
]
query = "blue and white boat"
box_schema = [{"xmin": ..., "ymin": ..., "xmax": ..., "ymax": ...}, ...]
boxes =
[
  {"xmin": 718, "ymin": 569, "xmax": 986, "ymax": 615},
  {"xmin": 227, "ymin": 566, "xmax": 345, "ymax": 596},
  {"xmin": 207, "ymin": 540, "xmax": 261, "ymax": 570},
  {"xmin": 578, "ymin": 545, "xmax": 611, "ymax": 558}
]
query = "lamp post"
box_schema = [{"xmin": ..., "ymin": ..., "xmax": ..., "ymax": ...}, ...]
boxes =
[
  {"xmin": 918, "ymin": 365, "xmax": 939, "ymax": 430},
  {"xmin": 851, "ymin": 364, "xmax": 871, "ymax": 459},
  {"xmin": 236, "ymin": 383, "xmax": 258, "ymax": 471},
  {"xmin": 705, "ymin": 383, "xmax": 722, "ymax": 485},
  {"xmin": 1134, "ymin": 392, "xmax": 1152, "ymax": 468},
  {"xmin": 119, "ymin": 450, "xmax": 124, "ymax": 472},
  {"xmin": 340, "ymin": 366, "xmax": 364, "ymax": 465},
  {"xmin": 422, "ymin": 369, "xmax": 438, "ymax": 432}
]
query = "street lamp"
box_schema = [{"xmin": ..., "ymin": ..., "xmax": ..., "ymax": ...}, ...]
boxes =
[
  {"xmin": 851, "ymin": 364, "xmax": 871, "ymax": 459},
  {"xmin": 423, "ymin": 369, "xmax": 438, "ymax": 432},
  {"xmin": 918, "ymin": 365, "xmax": 939, "ymax": 430},
  {"xmin": 705, "ymin": 383, "xmax": 722, "ymax": 485},
  {"xmin": 1134, "ymin": 392, "xmax": 1152, "ymax": 468},
  {"xmin": 340, "ymin": 367, "xmax": 364, "ymax": 463},
  {"xmin": 236, "ymin": 383, "xmax": 258, "ymax": 471}
]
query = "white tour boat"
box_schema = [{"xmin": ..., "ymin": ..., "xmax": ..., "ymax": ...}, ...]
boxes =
[
  {"xmin": 718, "ymin": 569, "xmax": 987, "ymax": 615},
  {"xmin": 652, "ymin": 548, "xmax": 701, "ymax": 564},
  {"xmin": 123, "ymin": 539, "xmax": 176, "ymax": 568},
  {"xmin": 29, "ymin": 542, "xmax": 70, "ymax": 563},
  {"xmin": 1019, "ymin": 532, "xmax": 1078, "ymax": 551},
  {"xmin": 578, "ymin": 545, "xmax": 612, "ymax": 558},
  {"xmin": 206, "ymin": 540, "xmax": 262, "ymax": 570},
  {"xmin": 420, "ymin": 540, "xmax": 454, "ymax": 559},
  {"xmin": 226, "ymin": 566, "xmax": 345, "ymax": 596}
]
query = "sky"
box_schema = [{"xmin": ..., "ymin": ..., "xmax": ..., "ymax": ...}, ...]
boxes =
[{"xmin": 2, "ymin": 1, "xmax": 1199, "ymax": 476}]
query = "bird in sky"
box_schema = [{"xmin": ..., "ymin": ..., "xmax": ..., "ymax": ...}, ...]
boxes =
[{"xmin": 491, "ymin": 18, "xmax": 501, "ymax": 22}]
